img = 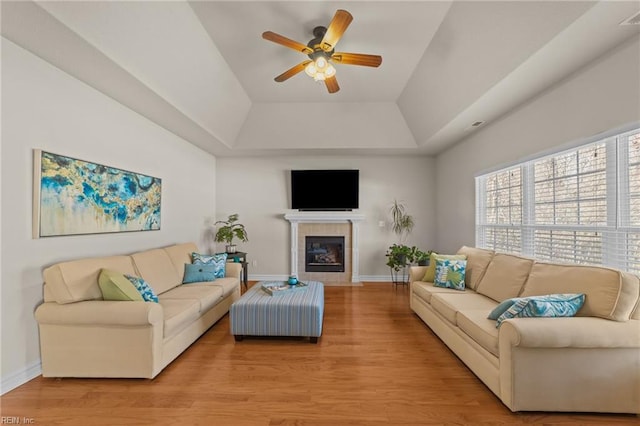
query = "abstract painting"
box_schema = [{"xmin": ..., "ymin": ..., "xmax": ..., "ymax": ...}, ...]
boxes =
[{"xmin": 33, "ymin": 150, "xmax": 161, "ymax": 237}]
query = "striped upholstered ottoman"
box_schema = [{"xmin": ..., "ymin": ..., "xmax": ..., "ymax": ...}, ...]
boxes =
[{"xmin": 230, "ymin": 281, "xmax": 324, "ymax": 343}]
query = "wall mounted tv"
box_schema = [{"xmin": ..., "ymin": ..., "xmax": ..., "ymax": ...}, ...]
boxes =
[{"xmin": 291, "ymin": 169, "xmax": 359, "ymax": 211}]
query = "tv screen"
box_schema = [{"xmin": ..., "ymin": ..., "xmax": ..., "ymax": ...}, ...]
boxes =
[{"xmin": 291, "ymin": 170, "xmax": 359, "ymax": 211}]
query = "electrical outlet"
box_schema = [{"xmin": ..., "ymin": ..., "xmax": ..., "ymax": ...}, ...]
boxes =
[
  {"xmin": 378, "ymin": 221, "xmax": 385, "ymax": 228},
  {"xmin": 252, "ymin": 260, "xmax": 258, "ymax": 267}
]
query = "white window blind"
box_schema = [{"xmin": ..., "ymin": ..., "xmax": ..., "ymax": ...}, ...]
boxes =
[
  {"xmin": 619, "ymin": 130, "xmax": 640, "ymax": 274},
  {"xmin": 476, "ymin": 127, "xmax": 640, "ymax": 274},
  {"xmin": 476, "ymin": 167, "xmax": 523, "ymax": 254}
]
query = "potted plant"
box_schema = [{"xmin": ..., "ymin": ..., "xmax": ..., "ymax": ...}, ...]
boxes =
[
  {"xmin": 386, "ymin": 200, "xmax": 416, "ymax": 285},
  {"xmin": 413, "ymin": 248, "xmax": 433, "ymax": 266},
  {"xmin": 214, "ymin": 213, "xmax": 248, "ymax": 253},
  {"xmin": 389, "ymin": 199, "xmax": 414, "ymax": 242}
]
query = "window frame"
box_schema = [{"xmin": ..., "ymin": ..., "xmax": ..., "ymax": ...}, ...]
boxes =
[{"xmin": 475, "ymin": 126, "xmax": 640, "ymax": 274}]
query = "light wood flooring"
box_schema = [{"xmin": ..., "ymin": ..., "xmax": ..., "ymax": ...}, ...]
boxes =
[{"xmin": 2, "ymin": 283, "xmax": 638, "ymax": 425}]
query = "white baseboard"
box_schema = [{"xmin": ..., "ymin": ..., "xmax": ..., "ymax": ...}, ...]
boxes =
[
  {"xmin": 249, "ymin": 275, "xmax": 391, "ymax": 283},
  {"xmin": 358, "ymin": 275, "xmax": 392, "ymax": 282},
  {"xmin": 1, "ymin": 361, "xmax": 41, "ymax": 395}
]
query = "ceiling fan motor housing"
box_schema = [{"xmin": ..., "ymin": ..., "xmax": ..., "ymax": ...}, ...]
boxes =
[{"xmin": 307, "ymin": 26, "xmax": 334, "ymax": 60}]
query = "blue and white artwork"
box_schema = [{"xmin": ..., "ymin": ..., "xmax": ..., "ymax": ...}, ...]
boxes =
[{"xmin": 34, "ymin": 150, "xmax": 161, "ymax": 237}]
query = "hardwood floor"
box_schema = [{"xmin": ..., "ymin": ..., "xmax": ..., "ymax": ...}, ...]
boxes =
[{"xmin": 2, "ymin": 283, "xmax": 637, "ymax": 425}]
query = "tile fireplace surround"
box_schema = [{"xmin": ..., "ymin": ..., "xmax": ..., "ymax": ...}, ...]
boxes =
[{"xmin": 284, "ymin": 211, "xmax": 364, "ymax": 283}]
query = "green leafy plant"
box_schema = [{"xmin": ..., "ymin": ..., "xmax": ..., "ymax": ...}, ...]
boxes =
[
  {"xmin": 214, "ymin": 214, "xmax": 248, "ymax": 246},
  {"xmin": 413, "ymin": 248, "xmax": 433, "ymax": 266},
  {"xmin": 386, "ymin": 244, "xmax": 415, "ymax": 271},
  {"xmin": 389, "ymin": 199, "xmax": 414, "ymax": 243}
]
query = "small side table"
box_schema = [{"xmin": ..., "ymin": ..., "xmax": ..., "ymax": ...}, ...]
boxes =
[{"xmin": 227, "ymin": 251, "xmax": 248, "ymax": 290}]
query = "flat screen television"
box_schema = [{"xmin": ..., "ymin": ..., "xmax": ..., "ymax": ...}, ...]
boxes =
[{"xmin": 291, "ymin": 169, "xmax": 359, "ymax": 211}]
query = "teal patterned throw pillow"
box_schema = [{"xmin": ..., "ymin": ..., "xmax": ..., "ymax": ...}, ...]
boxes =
[
  {"xmin": 488, "ymin": 297, "xmax": 525, "ymax": 320},
  {"xmin": 124, "ymin": 274, "xmax": 159, "ymax": 303},
  {"xmin": 434, "ymin": 259, "xmax": 467, "ymax": 291},
  {"xmin": 495, "ymin": 293, "xmax": 585, "ymax": 328},
  {"xmin": 183, "ymin": 263, "xmax": 217, "ymax": 284},
  {"xmin": 191, "ymin": 252, "xmax": 228, "ymax": 278}
]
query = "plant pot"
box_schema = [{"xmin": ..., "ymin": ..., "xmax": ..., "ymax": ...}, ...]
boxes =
[
  {"xmin": 225, "ymin": 244, "xmax": 237, "ymax": 253},
  {"xmin": 418, "ymin": 259, "xmax": 429, "ymax": 266}
]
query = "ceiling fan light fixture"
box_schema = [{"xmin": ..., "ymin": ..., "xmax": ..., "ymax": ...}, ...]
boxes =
[
  {"xmin": 304, "ymin": 62, "xmax": 318, "ymax": 77},
  {"xmin": 263, "ymin": 9, "xmax": 381, "ymax": 93},
  {"xmin": 305, "ymin": 56, "xmax": 335, "ymax": 81},
  {"xmin": 325, "ymin": 64, "xmax": 336, "ymax": 78}
]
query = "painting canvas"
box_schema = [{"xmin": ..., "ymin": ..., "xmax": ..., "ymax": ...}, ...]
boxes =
[{"xmin": 33, "ymin": 150, "xmax": 161, "ymax": 237}]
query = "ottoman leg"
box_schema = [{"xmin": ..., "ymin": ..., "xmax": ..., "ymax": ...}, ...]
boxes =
[
  {"xmin": 310, "ymin": 337, "xmax": 318, "ymax": 344},
  {"xmin": 234, "ymin": 335, "xmax": 244, "ymax": 342}
]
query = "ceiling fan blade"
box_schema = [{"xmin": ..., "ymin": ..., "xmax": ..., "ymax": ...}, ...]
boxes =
[
  {"xmin": 331, "ymin": 52, "xmax": 382, "ymax": 67},
  {"xmin": 262, "ymin": 31, "xmax": 313, "ymax": 54},
  {"xmin": 320, "ymin": 9, "xmax": 353, "ymax": 52},
  {"xmin": 274, "ymin": 60, "xmax": 312, "ymax": 82},
  {"xmin": 325, "ymin": 76, "xmax": 340, "ymax": 94}
]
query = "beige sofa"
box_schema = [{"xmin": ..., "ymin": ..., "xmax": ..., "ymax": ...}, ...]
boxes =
[
  {"xmin": 410, "ymin": 246, "xmax": 640, "ymax": 414},
  {"xmin": 35, "ymin": 242, "xmax": 241, "ymax": 379}
]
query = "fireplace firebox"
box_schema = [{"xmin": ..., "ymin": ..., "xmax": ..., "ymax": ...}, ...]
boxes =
[{"xmin": 305, "ymin": 236, "xmax": 345, "ymax": 273}]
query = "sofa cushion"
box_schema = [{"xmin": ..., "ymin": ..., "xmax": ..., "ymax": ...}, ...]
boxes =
[
  {"xmin": 495, "ymin": 294, "xmax": 586, "ymax": 327},
  {"xmin": 475, "ymin": 253, "xmax": 534, "ymax": 302},
  {"xmin": 431, "ymin": 293, "xmax": 498, "ymax": 325},
  {"xmin": 188, "ymin": 277, "xmax": 239, "ymax": 298},
  {"xmin": 98, "ymin": 269, "xmax": 143, "ymax": 302},
  {"xmin": 158, "ymin": 298, "xmax": 200, "ymax": 339},
  {"xmin": 44, "ymin": 255, "xmax": 136, "ymax": 304},
  {"xmin": 456, "ymin": 246, "xmax": 495, "ymax": 290},
  {"xmin": 457, "ymin": 310, "xmax": 499, "ymax": 357},
  {"xmin": 160, "ymin": 285, "xmax": 224, "ymax": 313},
  {"xmin": 422, "ymin": 253, "xmax": 467, "ymax": 282},
  {"xmin": 434, "ymin": 259, "xmax": 467, "ymax": 291},
  {"xmin": 412, "ymin": 282, "xmax": 473, "ymax": 304},
  {"xmin": 131, "ymin": 249, "xmax": 180, "ymax": 295},
  {"xmin": 164, "ymin": 242, "xmax": 198, "ymax": 283},
  {"xmin": 520, "ymin": 263, "xmax": 640, "ymax": 322}
]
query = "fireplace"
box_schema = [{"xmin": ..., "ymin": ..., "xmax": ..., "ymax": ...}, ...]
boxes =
[{"xmin": 305, "ymin": 236, "xmax": 345, "ymax": 273}]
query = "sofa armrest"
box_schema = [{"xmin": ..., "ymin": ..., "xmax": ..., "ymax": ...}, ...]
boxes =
[
  {"xmin": 409, "ymin": 266, "xmax": 429, "ymax": 283},
  {"xmin": 225, "ymin": 262, "xmax": 242, "ymax": 279},
  {"xmin": 35, "ymin": 300, "xmax": 163, "ymax": 327},
  {"xmin": 499, "ymin": 317, "xmax": 640, "ymax": 349}
]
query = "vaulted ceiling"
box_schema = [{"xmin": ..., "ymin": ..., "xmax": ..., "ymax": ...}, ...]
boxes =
[{"xmin": 2, "ymin": 1, "xmax": 639, "ymax": 156}]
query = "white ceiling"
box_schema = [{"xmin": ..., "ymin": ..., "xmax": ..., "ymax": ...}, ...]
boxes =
[{"xmin": 2, "ymin": 1, "xmax": 639, "ymax": 157}]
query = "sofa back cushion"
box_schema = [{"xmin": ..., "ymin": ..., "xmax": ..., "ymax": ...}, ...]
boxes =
[
  {"xmin": 475, "ymin": 253, "xmax": 534, "ymax": 302},
  {"xmin": 627, "ymin": 272, "xmax": 640, "ymax": 320},
  {"xmin": 456, "ymin": 246, "xmax": 494, "ymax": 290},
  {"xmin": 43, "ymin": 256, "xmax": 136, "ymax": 304},
  {"xmin": 520, "ymin": 262, "xmax": 640, "ymax": 322},
  {"xmin": 163, "ymin": 242, "xmax": 199, "ymax": 283},
  {"xmin": 131, "ymin": 248, "xmax": 180, "ymax": 295}
]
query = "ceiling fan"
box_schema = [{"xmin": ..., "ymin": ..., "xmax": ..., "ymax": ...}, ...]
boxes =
[{"xmin": 262, "ymin": 9, "xmax": 382, "ymax": 94}]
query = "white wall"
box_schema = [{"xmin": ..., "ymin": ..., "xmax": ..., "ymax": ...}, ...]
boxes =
[
  {"xmin": 216, "ymin": 155, "xmax": 436, "ymax": 279},
  {"xmin": 435, "ymin": 35, "xmax": 640, "ymax": 253},
  {"xmin": 1, "ymin": 39, "xmax": 217, "ymax": 392}
]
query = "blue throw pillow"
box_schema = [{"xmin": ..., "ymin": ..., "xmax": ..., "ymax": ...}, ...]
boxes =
[
  {"xmin": 191, "ymin": 252, "xmax": 227, "ymax": 278},
  {"xmin": 495, "ymin": 293, "xmax": 586, "ymax": 328},
  {"xmin": 124, "ymin": 274, "xmax": 159, "ymax": 303},
  {"xmin": 488, "ymin": 297, "xmax": 525, "ymax": 320},
  {"xmin": 183, "ymin": 263, "xmax": 217, "ymax": 284},
  {"xmin": 433, "ymin": 258, "xmax": 467, "ymax": 291}
]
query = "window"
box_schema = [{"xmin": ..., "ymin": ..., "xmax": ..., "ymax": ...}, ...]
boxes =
[{"xmin": 476, "ymin": 127, "xmax": 640, "ymax": 274}]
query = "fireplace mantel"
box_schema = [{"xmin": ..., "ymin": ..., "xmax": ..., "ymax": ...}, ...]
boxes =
[
  {"xmin": 284, "ymin": 211, "xmax": 364, "ymax": 282},
  {"xmin": 284, "ymin": 211, "xmax": 365, "ymax": 223}
]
